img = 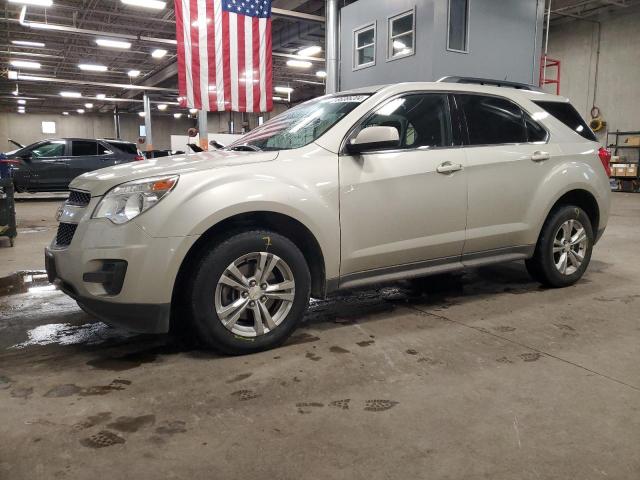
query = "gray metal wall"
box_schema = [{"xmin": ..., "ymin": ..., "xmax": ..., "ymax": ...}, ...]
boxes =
[{"xmin": 339, "ymin": 0, "xmax": 544, "ymax": 90}]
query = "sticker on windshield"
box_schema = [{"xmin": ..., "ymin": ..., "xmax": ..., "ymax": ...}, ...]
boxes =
[{"xmin": 322, "ymin": 95, "xmax": 368, "ymax": 104}]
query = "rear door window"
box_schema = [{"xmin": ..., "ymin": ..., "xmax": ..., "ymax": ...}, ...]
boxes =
[
  {"xmin": 458, "ymin": 94, "xmax": 527, "ymax": 145},
  {"xmin": 533, "ymin": 101, "xmax": 596, "ymax": 141},
  {"xmin": 71, "ymin": 140, "xmax": 98, "ymax": 156},
  {"xmin": 106, "ymin": 142, "xmax": 138, "ymax": 155}
]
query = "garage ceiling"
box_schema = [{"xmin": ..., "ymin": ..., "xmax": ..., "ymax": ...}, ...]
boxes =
[
  {"xmin": 549, "ymin": 0, "xmax": 640, "ymax": 21},
  {"xmin": 0, "ymin": 0, "xmax": 326, "ymax": 115}
]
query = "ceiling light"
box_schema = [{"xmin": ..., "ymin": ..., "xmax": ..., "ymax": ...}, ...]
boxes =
[
  {"xmin": 189, "ymin": 108, "xmax": 198, "ymax": 114},
  {"xmin": 17, "ymin": 99, "xmax": 26, "ymax": 105},
  {"xmin": 151, "ymin": 49, "xmax": 167, "ymax": 58},
  {"xmin": 157, "ymin": 104, "xmax": 167, "ymax": 111},
  {"xmin": 173, "ymin": 113, "xmax": 182, "ymax": 119},
  {"xmin": 11, "ymin": 40, "xmax": 45, "ymax": 47},
  {"xmin": 62, "ymin": 111, "xmax": 69, "ymax": 115},
  {"xmin": 316, "ymin": 70, "xmax": 327, "ymax": 78},
  {"xmin": 286, "ymin": 59, "xmax": 312, "ymax": 69},
  {"xmin": 8, "ymin": 71, "xmax": 18, "ymax": 80},
  {"xmin": 298, "ymin": 45, "xmax": 321, "ymax": 57},
  {"xmin": 10, "ymin": 59, "xmax": 41, "ymax": 69},
  {"xmin": 60, "ymin": 91, "xmax": 81, "ymax": 97},
  {"xmin": 77, "ymin": 109, "xmax": 85, "ymax": 114},
  {"xmin": 393, "ymin": 40, "xmax": 407, "ymax": 50},
  {"xmin": 84, "ymin": 103, "xmax": 93, "ymax": 109},
  {"xmin": 12, "ymin": 87, "xmax": 19, "ymax": 96},
  {"xmin": 275, "ymin": 86, "xmax": 294, "ymax": 94},
  {"xmin": 8, "ymin": 0, "xmax": 53, "ymax": 6},
  {"xmin": 121, "ymin": 0, "xmax": 166, "ymax": 9},
  {"xmin": 17, "ymin": 110, "xmax": 26, "ymax": 114},
  {"xmin": 96, "ymin": 93, "xmax": 106, "ymax": 99},
  {"xmin": 17, "ymin": 106, "xmax": 25, "ymax": 111},
  {"xmin": 128, "ymin": 69, "xmax": 141, "ymax": 77},
  {"xmin": 138, "ymin": 111, "xmax": 146, "ymax": 117},
  {"xmin": 79, "ymin": 63, "xmax": 107, "ymax": 72},
  {"xmin": 95, "ymin": 38, "xmax": 131, "ymax": 49},
  {"xmin": 272, "ymin": 96, "xmax": 286, "ymax": 102}
]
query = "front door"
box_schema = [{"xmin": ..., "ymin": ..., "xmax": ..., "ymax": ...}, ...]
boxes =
[
  {"xmin": 339, "ymin": 93, "xmax": 468, "ymax": 276},
  {"xmin": 27, "ymin": 140, "xmax": 69, "ymax": 190}
]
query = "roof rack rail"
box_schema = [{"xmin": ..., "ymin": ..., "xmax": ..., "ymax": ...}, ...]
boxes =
[{"xmin": 437, "ymin": 76, "xmax": 542, "ymax": 91}]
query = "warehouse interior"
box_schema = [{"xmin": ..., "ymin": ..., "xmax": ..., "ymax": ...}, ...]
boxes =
[{"xmin": 1, "ymin": 1, "xmax": 639, "ymax": 479}]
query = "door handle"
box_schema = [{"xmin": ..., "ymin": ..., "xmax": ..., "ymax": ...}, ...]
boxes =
[
  {"xmin": 531, "ymin": 151, "xmax": 551, "ymax": 162},
  {"xmin": 436, "ymin": 162, "xmax": 463, "ymax": 174}
]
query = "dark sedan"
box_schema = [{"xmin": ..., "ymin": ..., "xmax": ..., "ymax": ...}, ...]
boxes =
[{"xmin": 1, "ymin": 138, "xmax": 143, "ymax": 192}]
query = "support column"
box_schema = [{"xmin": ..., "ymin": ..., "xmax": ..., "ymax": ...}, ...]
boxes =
[
  {"xmin": 198, "ymin": 110, "xmax": 208, "ymax": 151},
  {"xmin": 113, "ymin": 105, "xmax": 121, "ymax": 139},
  {"xmin": 325, "ymin": 0, "xmax": 339, "ymax": 94},
  {"xmin": 143, "ymin": 93, "xmax": 153, "ymax": 154}
]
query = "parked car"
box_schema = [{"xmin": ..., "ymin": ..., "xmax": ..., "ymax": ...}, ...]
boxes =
[
  {"xmin": 46, "ymin": 79, "xmax": 611, "ymax": 354},
  {"xmin": 1, "ymin": 138, "xmax": 143, "ymax": 192}
]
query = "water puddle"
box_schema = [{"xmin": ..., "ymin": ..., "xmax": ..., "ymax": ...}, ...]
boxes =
[
  {"xmin": 0, "ymin": 270, "xmax": 53, "ymax": 296},
  {"xmin": 11, "ymin": 322, "xmax": 138, "ymax": 349}
]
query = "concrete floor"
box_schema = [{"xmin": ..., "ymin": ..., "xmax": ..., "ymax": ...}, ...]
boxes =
[{"xmin": 1, "ymin": 193, "xmax": 639, "ymax": 480}]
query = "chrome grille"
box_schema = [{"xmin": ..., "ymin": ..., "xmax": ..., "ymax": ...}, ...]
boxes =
[
  {"xmin": 67, "ymin": 190, "xmax": 91, "ymax": 206},
  {"xmin": 55, "ymin": 223, "xmax": 78, "ymax": 247}
]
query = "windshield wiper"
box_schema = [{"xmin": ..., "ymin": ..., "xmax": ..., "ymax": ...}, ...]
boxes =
[{"xmin": 227, "ymin": 144, "xmax": 262, "ymax": 152}]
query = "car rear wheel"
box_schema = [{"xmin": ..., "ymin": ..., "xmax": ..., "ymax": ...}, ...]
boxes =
[
  {"xmin": 525, "ymin": 205, "xmax": 594, "ymax": 288},
  {"xmin": 186, "ymin": 230, "xmax": 311, "ymax": 354}
]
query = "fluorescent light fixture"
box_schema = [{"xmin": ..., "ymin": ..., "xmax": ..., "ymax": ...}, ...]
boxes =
[
  {"xmin": 79, "ymin": 63, "xmax": 107, "ymax": 72},
  {"xmin": 77, "ymin": 109, "xmax": 85, "ymax": 114},
  {"xmin": 121, "ymin": 0, "xmax": 166, "ymax": 9},
  {"xmin": 151, "ymin": 49, "xmax": 167, "ymax": 58},
  {"xmin": 273, "ymin": 96, "xmax": 286, "ymax": 101},
  {"xmin": 11, "ymin": 40, "xmax": 45, "ymax": 47},
  {"xmin": 128, "ymin": 69, "xmax": 141, "ymax": 77},
  {"xmin": 298, "ymin": 45, "xmax": 321, "ymax": 57},
  {"xmin": 17, "ymin": 110, "xmax": 25, "ymax": 114},
  {"xmin": 286, "ymin": 59, "xmax": 312, "ymax": 69},
  {"xmin": 8, "ymin": 71, "xmax": 18, "ymax": 80},
  {"xmin": 316, "ymin": 70, "xmax": 327, "ymax": 78},
  {"xmin": 96, "ymin": 93, "xmax": 106, "ymax": 99},
  {"xmin": 157, "ymin": 104, "xmax": 168, "ymax": 111},
  {"xmin": 62, "ymin": 111, "xmax": 69, "ymax": 115},
  {"xmin": 17, "ymin": 106, "xmax": 25, "ymax": 111},
  {"xmin": 10, "ymin": 59, "xmax": 41, "ymax": 69},
  {"xmin": 8, "ymin": 0, "xmax": 53, "ymax": 6},
  {"xmin": 393, "ymin": 40, "xmax": 407, "ymax": 50},
  {"xmin": 84, "ymin": 103, "xmax": 93, "ymax": 108},
  {"xmin": 173, "ymin": 113, "xmax": 182, "ymax": 119},
  {"xmin": 60, "ymin": 91, "xmax": 81, "ymax": 98},
  {"xmin": 274, "ymin": 86, "xmax": 293, "ymax": 94},
  {"xmin": 17, "ymin": 99, "xmax": 26, "ymax": 105},
  {"xmin": 189, "ymin": 108, "xmax": 198, "ymax": 114},
  {"xmin": 96, "ymin": 38, "xmax": 131, "ymax": 49},
  {"xmin": 138, "ymin": 111, "xmax": 146, "ymax": 117}
]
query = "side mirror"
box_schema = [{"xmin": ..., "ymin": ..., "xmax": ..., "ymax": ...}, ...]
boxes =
[{"xmin": 346, "ymin": 126, "xmax": 400, "ymax": 154}]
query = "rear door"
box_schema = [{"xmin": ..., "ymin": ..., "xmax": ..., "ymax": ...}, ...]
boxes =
[
  {"xmin": 68, "ymin": 140, "xmax": 104, "ymax": 181},
  {"xmin": 456, "ymin": 93, "xmax": 562, "ymax": 254}
]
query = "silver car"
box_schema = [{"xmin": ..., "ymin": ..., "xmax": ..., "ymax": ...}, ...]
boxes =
[{"xmin": 45, "ymin": 80, "xmax": 611, "ymax": 354}]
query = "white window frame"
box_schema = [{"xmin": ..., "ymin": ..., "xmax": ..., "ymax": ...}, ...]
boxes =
[
  {"xmin": 41, "ymin": 121, "xmax": 56, "ymax": 134},
  {"xmin": 353, "ymin": 22, "xmax": 376, "ymax": 71},
  {"xmin": 446, "ymin": 0, "xmax": 470, "ymax": 54},
  {"xmin": 387, "ymin": 8, "xmax": 416, "ymax": 62}
]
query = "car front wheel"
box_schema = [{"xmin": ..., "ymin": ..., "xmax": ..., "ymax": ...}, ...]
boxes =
[{"xmin": 186, "ymin": 230, "xmax": 311, "ymax": 354}]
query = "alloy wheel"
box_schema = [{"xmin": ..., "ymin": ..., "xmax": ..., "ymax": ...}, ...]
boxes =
[
  {"xmin": 552, "ymin": 219, "xmax": 588, "ymax": 276},
  {"xmin": 214, "ymin": 252, "xmax": 295, "ymax": 337}
]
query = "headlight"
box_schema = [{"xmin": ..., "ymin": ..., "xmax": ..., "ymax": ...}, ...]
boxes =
[{"xmin": 93, "ymin": 176, "xmax": 178, "ymax": 224}]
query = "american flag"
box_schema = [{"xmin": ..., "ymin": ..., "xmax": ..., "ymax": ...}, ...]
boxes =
[{"xmin": 175, "ymin": 0, "xmax": 273, "ymax": 112}]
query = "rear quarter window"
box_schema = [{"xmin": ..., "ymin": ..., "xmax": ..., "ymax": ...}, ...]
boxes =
[{"xmin": 533, "ymin": 101, "xmax": 596, "ymax": 141}]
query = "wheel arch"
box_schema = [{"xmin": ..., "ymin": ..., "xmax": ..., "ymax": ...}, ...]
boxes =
[
  {"xmin": 172, "ymin": 211, "xmax": 327, "ymax": 310},
  {"xmin": 548, "ymin": 189, "xmax": 600, "ymax": 235}
]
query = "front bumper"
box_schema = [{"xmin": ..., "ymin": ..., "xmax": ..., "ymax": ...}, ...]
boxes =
[{"xmin": 45, "ymin": 208, "xmax": 199, "ymax": 334}]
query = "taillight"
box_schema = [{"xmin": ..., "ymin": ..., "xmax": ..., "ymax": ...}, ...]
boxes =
[
  {"xmin": 598, "ymin": 147, "xmax": 611, "ymax": 177},
  {"xmin": 0, "ymin": 159, "xmax": 21, "ymax": 165},
  {"xmin": 134, "ymin": 155, "xmax": 145, "ymax": 161}
]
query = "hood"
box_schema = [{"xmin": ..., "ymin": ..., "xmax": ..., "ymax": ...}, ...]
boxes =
[{"xmin": 70, "ymin": 149, "xmax": 279, "ymax": 195}]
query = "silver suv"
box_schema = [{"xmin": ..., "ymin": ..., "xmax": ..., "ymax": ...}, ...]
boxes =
[{"xmin": 45, "ymin": 80, "xmax": 611, "ymax": 354}]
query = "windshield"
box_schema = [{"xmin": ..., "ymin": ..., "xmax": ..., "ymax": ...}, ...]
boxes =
[{"xmin": 227, "ymin": 94, "xmax": 370, "ymax": 151}]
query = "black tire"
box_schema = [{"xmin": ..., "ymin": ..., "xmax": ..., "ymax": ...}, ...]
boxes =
[
  {"xmin": 186, "ymin": 230, "xmax": 311, "ymax": 354},
  {"xmin": 525, "ymin": 205, "xmax": 594, "ymax": 288}
]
